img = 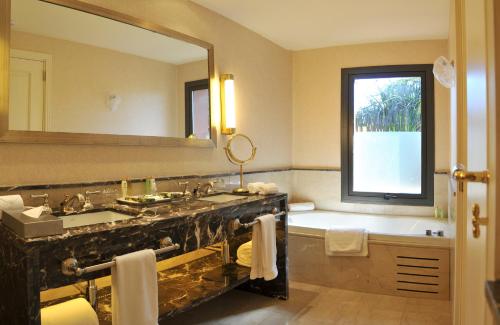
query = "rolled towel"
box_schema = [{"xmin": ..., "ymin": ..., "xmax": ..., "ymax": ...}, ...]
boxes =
[
  {"xmin": 259, "ymin": 183, "xmax": 279, "ymax": 195},
  {"xmin": 248, "ymin": 182, "xmax": 265, "ymax": 194},
  {"xmin": 236, "ymin": 241, "xmax": 252, "ymax": 267},
  {"xmin": 288, "ymin": 202, "xmax": 315, "ymax": 212},
  {"xmin": 41, "ymin": 298, "xmax": 99, "ymax": 325},
  {"xmin": 0, "ymin": 195, "xmax": 24, "ymax": 220}
]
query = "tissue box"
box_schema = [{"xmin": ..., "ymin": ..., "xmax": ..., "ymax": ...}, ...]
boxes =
[{"xmin": 2, "ymin": 210, "xmax": 63, "ymax": 238}]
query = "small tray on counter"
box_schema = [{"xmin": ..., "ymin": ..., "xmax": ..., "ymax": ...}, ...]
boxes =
[{"xmin": 116, "ymin": 195, "xmax": 172, "ymax": 207}]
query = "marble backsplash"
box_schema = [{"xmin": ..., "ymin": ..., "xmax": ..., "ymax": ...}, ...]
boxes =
[
  {"xmin": 0, "ymin": 169, "xmax": 293, "ymax": 210},
  {"xmin": 0, "ymin": 168, "xmax": 449, "ymax": 218}
]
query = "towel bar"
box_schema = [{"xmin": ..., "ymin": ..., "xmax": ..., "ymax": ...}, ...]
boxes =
[
  {"xmin": 61, "ymin": 237, "xmax": 180, "ymax": 276},
  {"xmin": 233, "ymin": 210, "xmax": 286, "ymax": 230}
]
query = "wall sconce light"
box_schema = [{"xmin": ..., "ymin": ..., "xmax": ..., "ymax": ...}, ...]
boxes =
[{"xmin": 220, "ymin": 74, "xmax": 236, "ymax": 135}]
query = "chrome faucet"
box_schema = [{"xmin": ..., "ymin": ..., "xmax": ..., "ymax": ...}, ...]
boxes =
[
  {"xmin": 194, "ymin": 181, "xmax": 216, "ymax": 197},
  {"xmin": 178, "ymin": 181, "xmax": 192, "ymax": 198},
  {"xmin": 31, "ymin": 194, "xmax": 53, "ymax": 215},
  {"xmin": 60, "ymin": 193, "xmax": 85, "ymax": 214},
  {"xmin": 197, "ymin": 181, "xmax": 215, "ymax": 195}
]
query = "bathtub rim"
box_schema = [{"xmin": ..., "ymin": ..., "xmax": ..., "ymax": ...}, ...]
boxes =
[{"xmin": 287, "ymin": 210, "xmax": 451, "ymax": 248}]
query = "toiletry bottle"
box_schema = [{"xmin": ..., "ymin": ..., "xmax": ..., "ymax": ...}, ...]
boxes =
[
  {"xmin": 121, "ymin": 180, "xmax": 128, "ymax": 198},
  {"xmin": 151, "ymin": 178, "xmax": 157, "ymax": 195},
  {"xmin": 145, "ymin": 178, "xmax": 152, "ymax": 195}
]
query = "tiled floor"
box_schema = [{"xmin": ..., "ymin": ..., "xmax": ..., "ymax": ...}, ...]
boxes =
[{"xmin": 163, "ymin": 281, "xmax": 452, "ymax": 325}]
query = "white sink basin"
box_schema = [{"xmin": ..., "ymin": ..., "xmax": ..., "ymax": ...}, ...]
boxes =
[
  {"xmin": 197, "ymin": 194, "xmax": 247, "ymax": 203},
  {"xmin": 60, "ymin": 210, "xmax": 135, "ymax": 228}
]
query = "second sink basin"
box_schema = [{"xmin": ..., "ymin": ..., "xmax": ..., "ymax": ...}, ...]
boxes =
[
  {"xmin": 59, "ymin": 210, "xmax": 136, "ymax": 228},
  {"xmin": 197, "ymin": 194, "xmax": 247, "ymax": 203}
]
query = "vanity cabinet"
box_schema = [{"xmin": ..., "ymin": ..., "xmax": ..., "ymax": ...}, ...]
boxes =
[{"xmin": 0, "ymin": 193, "xmax": 288, "ymax": 324}]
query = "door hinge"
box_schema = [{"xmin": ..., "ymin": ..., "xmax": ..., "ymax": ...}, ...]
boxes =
[{"xmin": 42, "ymin": 70, "xmax": 46, "ymax": 82}]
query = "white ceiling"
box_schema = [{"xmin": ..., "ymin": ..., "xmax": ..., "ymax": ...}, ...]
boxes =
[
  {"xmin": 192, "ymin": 0, "xmax": 450, "ymax": 50},
  {"xmin": 12, "ymin": 0, "xmax": 207, "ymax": 65}
]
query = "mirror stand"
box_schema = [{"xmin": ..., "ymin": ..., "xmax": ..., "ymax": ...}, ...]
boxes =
[{"xmin": 223, "ymin": 134, "xmax": 257, "ymax": 194}]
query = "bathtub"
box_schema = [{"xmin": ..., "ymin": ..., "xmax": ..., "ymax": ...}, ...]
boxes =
[
  {"xmin": 287, "ymin": 210, "xmax": 451, "ymax": 300},
  {"xmin": 288, "ymin": 210, "xmax": 450, "ymax": 247}
]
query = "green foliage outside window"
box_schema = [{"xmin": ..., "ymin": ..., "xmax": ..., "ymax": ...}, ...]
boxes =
[{"xmin": 355, "ymin": 78, "xmax": 422, "ymax": 132}]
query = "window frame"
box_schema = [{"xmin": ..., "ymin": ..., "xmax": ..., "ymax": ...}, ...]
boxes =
[{"xmin": 340, "ymin": 64, "xmax": 435, "ymax": 206}]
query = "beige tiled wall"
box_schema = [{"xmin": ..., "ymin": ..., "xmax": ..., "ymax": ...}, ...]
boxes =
[{"xmin": 291, "ymin": 170, "xmax": 449, "ymax": 217}]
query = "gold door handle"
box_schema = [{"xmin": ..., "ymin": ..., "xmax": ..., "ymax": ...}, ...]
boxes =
[
  {"xmin": 452, "ymin": 167, "xmax": 490, "ymax": 183},
  {"xmin": 472, "ymin": 203, "xmax": 488, "ymax": 238}
]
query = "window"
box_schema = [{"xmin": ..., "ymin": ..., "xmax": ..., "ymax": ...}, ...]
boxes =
[{"xmin": 341, "ymin": 65, "xmax": 434, "ymax": 206}]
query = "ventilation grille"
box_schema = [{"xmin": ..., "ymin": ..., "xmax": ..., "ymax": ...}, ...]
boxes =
[{"xmin": 395, "ymin": 255, "xmax": 443, "ymax": 296}]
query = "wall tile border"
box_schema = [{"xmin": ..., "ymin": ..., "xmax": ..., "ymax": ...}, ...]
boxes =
[{"xmin": 0, "ymin": 167, "xmax": 450, "ymax": 192}]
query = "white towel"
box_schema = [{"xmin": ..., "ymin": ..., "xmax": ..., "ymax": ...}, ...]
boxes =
[
  {"xmin": 23, "ymin": 206, "xmax": 44, "ymax": 219},
  {"xmin": 0, "ymin": 195, "xmax": 24, "ymax": 220},
  {"xmin": 112, "ymin": 249, "xmax": 158, "ymax": 325},
  {"xmin": 248, "ymin": 182, "xmax": 265, "ymax": 194},
  {"xmin": 236, "ymin": 241, "xmax": 252, "ymax": 267},
  {"xmin": 325, "ymin": 228, "xmax": 368, "ymax": 257},
  {"xmin": 259, "ymin": 183, "xmax": 279, "ymax": 195},
  {"xmin": 288, "ymin": 202, "xmax": 315, "ymax": 212},
  {"xmin": 250, "ymin": 214, "xmax": 278, "ymax": 281},
  {"xmin": 41, "ymin": 298, "xmax": 99, "ymax": 325},
  {"xmin": 247, "ymin": 183, "xmax": 279, "ymax": 195}
]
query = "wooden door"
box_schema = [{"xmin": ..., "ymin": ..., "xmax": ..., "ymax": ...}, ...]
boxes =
[{"xmin": 452, "ymin": 0, "xmax": 496, "ymax": 323}]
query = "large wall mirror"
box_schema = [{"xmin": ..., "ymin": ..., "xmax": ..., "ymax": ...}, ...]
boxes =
[{"xmin": 0, "ymin": 0, "xmax": 216, "ymax": 147}]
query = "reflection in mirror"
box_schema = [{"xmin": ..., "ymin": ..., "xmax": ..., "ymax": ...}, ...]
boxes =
[
  {"xmin": 184, "ymin": 79, "xmax": 210, "ymax": 139},
  {"xmin": 9, "ymin": 0, "xmax": 211, "ymax": 139}
]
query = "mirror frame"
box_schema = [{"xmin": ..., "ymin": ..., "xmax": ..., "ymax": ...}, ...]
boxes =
[{"xmin": 0, "ymin": 0, "xmax": 217, "ymax": 148}]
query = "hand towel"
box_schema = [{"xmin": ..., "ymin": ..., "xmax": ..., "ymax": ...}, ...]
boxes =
[
  {"xmin": 112, "ymin": 249, "xmax": 158, "ymax": 325},
  {"xmin": 325, "ymin": 228, "xmax": 368, "ymax": 257},
  {"xmin": 236, "ymin": 241, "xmax": 252, "ymax": 267},
  {"xmin": 250, "ymin": 214, "xmax": 278, "ymax": 281},
  {"xmin": 0, "ymin": 195, "xmax": 24, "ymax": 220},
  {"xmin": 288, "ymin": 202, "xmax": 315, "ymax": 212},
  {"xmin": 41, "ymin": 298, "xmax": 99, "ymax": 325}
]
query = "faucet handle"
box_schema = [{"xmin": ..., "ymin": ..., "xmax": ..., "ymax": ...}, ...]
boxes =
[
  {"xmin": 193, "ymin": 183, "xmax": 203, "ymax": 197},
  {"xmin": 83, "ymin": 190, "xmax": 101, "ymax": 211},
  {"xmin": 85, "ymin": 190, "xmax": 101, "ymax": 196},
  {"xmin": 178, "ymin": 181, "xmax": 190, "ymax": 196},
  {"xmin": 31, "ymin": 194, "xmax": 52, "ymax": 215}
]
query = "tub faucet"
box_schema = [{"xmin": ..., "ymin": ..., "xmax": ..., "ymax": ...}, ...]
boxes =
[{"xmin": 60, "ymin": 193, "xmax": 85, "ymax": 214}]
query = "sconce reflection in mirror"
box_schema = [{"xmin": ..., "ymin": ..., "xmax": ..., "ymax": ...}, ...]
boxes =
[
  {"xmin": 107, "ymin": 94, "xmax": 122, "ymax": 112},
  {"xmin": 220, "ymin": 74, "xmax": 236, "ymax": 135},
  {"xmin": 224, "ymin": 133, "xmax": 257, "ymax": 193}
]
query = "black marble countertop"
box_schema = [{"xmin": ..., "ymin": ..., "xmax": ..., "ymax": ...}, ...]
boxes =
[
  {"xmin": 41, "ymin": 252, "xmax": 251, "ymax": 325},
  {"xmin": 1, "ymin": 192, "xmax": 287, "ymax": 247},
  {"xmin": 486, "ymin": 281, "xmax": 500, "ymax": 324}
]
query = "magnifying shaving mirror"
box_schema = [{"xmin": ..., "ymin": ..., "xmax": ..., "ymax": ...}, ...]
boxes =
[{"xmin": 224, "ymin": 134, "xmax": 257, "ymax": 193}]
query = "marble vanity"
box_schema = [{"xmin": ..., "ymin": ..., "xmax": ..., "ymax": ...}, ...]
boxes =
[{"xmin": 0, "ymin": 192, "xmax": 288, "ymax": 324}]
